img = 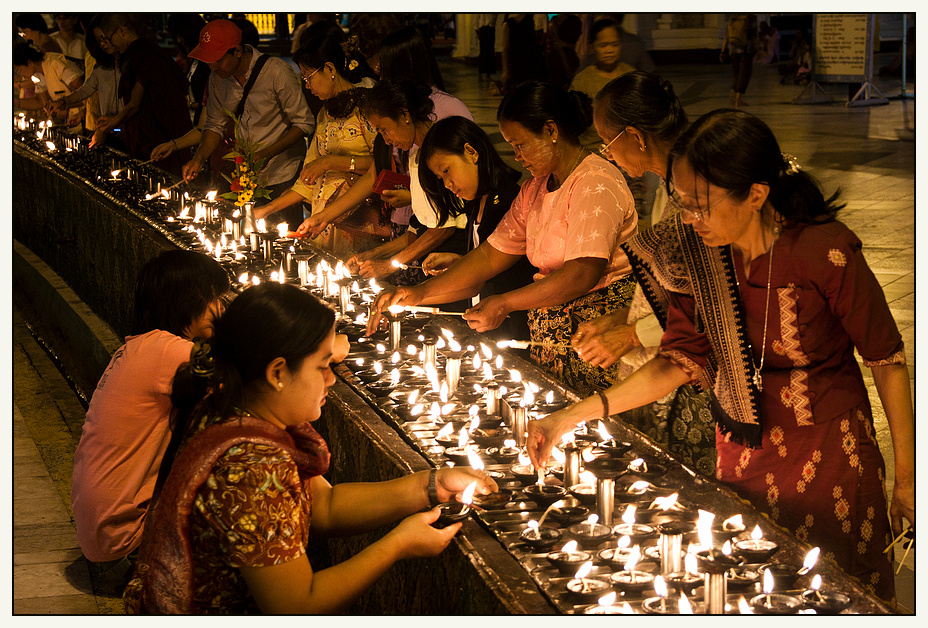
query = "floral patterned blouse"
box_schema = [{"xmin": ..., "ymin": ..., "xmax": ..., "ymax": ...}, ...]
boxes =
[
  {"xmin": 486, "ymin": 154, "xmax": 637, "ymax": 293},
  {"xmin": 187, "ymin": 441, "xmax": 311, "ymax": 613}
]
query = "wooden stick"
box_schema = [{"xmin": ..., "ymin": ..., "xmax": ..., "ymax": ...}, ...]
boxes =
[
  {"xmin": 498, "ymin": 339, "xmax": 574, "ymax": 351},
  {"xmin": 884, "ymin": 528, "xmax": 911, "ymax": 553},
  {"xmin": 895, "ymin": 538, "xmax": 914, "ymax": 575}
]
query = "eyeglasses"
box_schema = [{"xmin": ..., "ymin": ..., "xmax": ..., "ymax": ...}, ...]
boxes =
[
  {"xmin": 598, "ymin": 128, "xmax": 626, "ymax": 157},
  {"xmin": 301, "ymin": 67, "xmax": 321, "ymax": 85},
  {"xmin": 667, "ymin": 181, "xmax": 734, "ymax": 222}
]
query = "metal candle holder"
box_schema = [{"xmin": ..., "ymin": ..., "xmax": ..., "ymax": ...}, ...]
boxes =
[
  {"xmin": 697, "ymin": 548, "xmax": 741, "ymax": 614},
  {"xmin": 657, "ymin": 522, "xmax": 693, "ymax": 575},
  {"xmin": 382, "ymin": 308, "xmax": 406, "ymax": 352},
  {"xmin": 295, "ymin": 255, "xmax": 312, "ymax": 286},
  {"xmin": 584, "ymin": 457, "xmax": 627, "ymax": 527},
  {"xmin": 260, "ymin": 233, "xmax": 276, "ymax": 261},
  {"xmin": 485, "ymin": 382, "xmax": 500, "ymax": 416},
  {"xmin": 337, "ymin": 278, "xmax": 354, "ymax": 318},
  {"xmin": 421, "ymin": 332, "xmax": 438, "ymax": 368},
  {"xmin": 563, "ymin": 442, "xmax": 582, "ymax": 488},
  {"xmin": 510, "ymin": 404, "xmax": 527, "ymax": 448}
]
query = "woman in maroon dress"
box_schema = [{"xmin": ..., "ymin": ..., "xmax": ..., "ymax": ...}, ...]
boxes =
[{"xmin": 527, "ymin": 109, "xmax": 914, "ymax": 603}]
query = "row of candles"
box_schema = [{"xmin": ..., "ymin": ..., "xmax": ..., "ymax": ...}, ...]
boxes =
[{"xmin": 16, "ymin": 127, "xmax": 862, "ymax": 614}]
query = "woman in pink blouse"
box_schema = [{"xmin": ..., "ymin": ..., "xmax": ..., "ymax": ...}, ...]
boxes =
[{"xmin": 372, "ymin": 81, "xmax": 638, "ymax": 394}]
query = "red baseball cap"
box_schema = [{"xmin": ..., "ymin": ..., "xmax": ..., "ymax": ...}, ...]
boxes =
[{"xmin": 189, "ymin": 20, "xmax": 242, "ymax": 63}]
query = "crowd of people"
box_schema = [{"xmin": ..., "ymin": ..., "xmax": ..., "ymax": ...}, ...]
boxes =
[{"xmin": 15, "ymin": 12, "xmax": 913, "ymax": 614}]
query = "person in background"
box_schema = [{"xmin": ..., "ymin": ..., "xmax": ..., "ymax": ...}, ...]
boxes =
[
  {"xmin": 370, "ymin": 116, "xmax": 537, "ymax": 344},
  {"xmin": 349, "ymin": 13, "xmax": 402, "ymax": 77},
  {"xmin": 12, "ymin": 42, "xmax": 84, "ymax": 132},
  {"xmin": 182, "ymin": 19, "xmax": 314, "ymax": 227},
  {"xmin": 166, "ymin": 13, "xmax": 210, "ymax": 120},
  {"xmin": 50, "ymin": 14, "xmax": 122, "ymax": 140},
  {"xmin": 52, "ymin": 13, "xmax": 88, "ymax": 66},
  {"xmin": 528, "ymin": 109, "xmax": 914, "ymax": 602},
  {"xmin": 71, "ymin": 250, "xmax": 230, "ymax": 592},
  {"xmin": 496, "ymin": 14, "xmax": 548, "ymax": 96},
  {"xmin": 16, "ymin": 13, "xmax": 63, "ymax": 54},
  {"xmin": 254, "ymin": 26, "xmax": 378, "ymax": 252},
  {"xmin": 123, "ymin": 282, "xmax": 497, "ymax": 613},
  {"xmin": 475, "ymin": 14, "xmax": 497, "ymax": 82},
  {"xmin": 369, "ymin": 81, "xmax": 638, "ymax": 394},
  {"xmin": 92, "ymin": 14, "xmax": 193, "ymax": 175},
  {"xmin": 544, "ymin": 13, "xmax": 582, "ymax": 89},
  {"xmin": 754, "ymin": 20, "xmax": 780, "ymax": 65},
  {"xmin": 291, "ymin": 13, "xmax": 334, "ymax": 55},
  {"xmin": 720, "ymin": 13, "xmax": 757, "ymax": 107}
]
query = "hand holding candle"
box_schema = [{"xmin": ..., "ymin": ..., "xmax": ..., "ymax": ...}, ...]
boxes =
[{"xmin": 432, "ymin": 467, "xmax": 498, "ymax": 504}]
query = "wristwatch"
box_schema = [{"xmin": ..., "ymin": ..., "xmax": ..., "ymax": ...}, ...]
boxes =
[{"xmin": 428, "ymin": 467, "xmax": 440, "ymax": 506}]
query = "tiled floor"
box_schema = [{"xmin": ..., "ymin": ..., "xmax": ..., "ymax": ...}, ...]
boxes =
[{"xmin": 11, "ymin": 53, "xmax": 915, "ymax": 614}]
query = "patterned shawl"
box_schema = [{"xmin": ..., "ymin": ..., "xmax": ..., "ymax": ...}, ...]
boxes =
[
  {"xmin": 126, "ymin": 417, "xmax": 330, "ymax": 614},
  {"xmin": 622, "ymin": 213, "xmax": 763, "ymax": 447}
]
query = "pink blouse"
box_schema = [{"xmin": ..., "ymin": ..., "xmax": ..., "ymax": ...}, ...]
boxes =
[{"xmin": 487, "ymin": 154, "xmax": 637, "ymax": 292}]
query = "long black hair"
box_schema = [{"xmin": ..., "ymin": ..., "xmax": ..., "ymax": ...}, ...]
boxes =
[
  {"xmin": 85, "ymin": 14, "xmax": 117, "ymax": 69},
  {"xmin": 377, "ymin": 25, "xmax": 445, "ymax": 91},
  {"xmin": 595, "ymin": 71, "xmax": 687, "ymax": 147},
  {"xmin": 418, "ymin": 116, "xmax": 520, "ymax": 226},
  {"xmin": 497, "ymin": 80, "xmax": 593, "ymax": 143},
  {"xmin": 668, "ymin": 109, "xmax": 842, "ymax": 228},
  {"xmin": 161, "ymin": 283, "xmax": 336, "ymax": 489},
  {"xmin": 131, "ymin": 250, "xmax": 230, "ymax": 338}
]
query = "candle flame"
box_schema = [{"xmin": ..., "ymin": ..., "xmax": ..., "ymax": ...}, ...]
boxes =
[
  {"xmin": 391, "ymin": 351, "xmax": 401, "ymax": 364},
  {"xmin": 546, "ymin": 390, "xmax": 554, "ymax": 404},
  {"xmin": 738, "ymin": 597, "xmax": 754, "ymax": 614},
  {"xmin": 654, "ymin": 575, "xmax": 668, "ymax": 598},
  {"xmin": 503, "ymin": 439, "xmax": 516, "ymax": 448},
  {"xmin": 551, "ymin": 447, "xmax": 565, "ymax": 465},
  {"xmin": 586, "ymin": 514, "xmax": 599, "ymax": 526},
  {"xmin": 803, "ymin": 547, "xmax": 820, "ymax": 571},
  {"xmin": 238, "ymin": 272, "xmax": 249, "ymax": 283},
  {"xmin": 581, "ymin": 447, "xmax": 596, "ymax": 463},
  {"xmin": 574, "ymin": 560, "xmax": 593, "ymax": 580},
  {"xmin": 390, "ymin": 368, "xmax": 400, "ymax": 385},
  {"xmin": 678, "ymin": 592, "xmax": 694, "ymax": 614},
  {"xmin": 598, "ymin": 592, "xmax": 617, "ymax": 607},
  {"xmin": 387, "ymin": 304, "xmax": 405, "ymax": 315},
  {"xmin": 622, "ymin": 505, "xmax": 638, "ymax": 525},
  {"xmin": 448, "ymin": 338, "xmax": 462, "ymax": 352},
  {"xmin": 621, "ymin": 602, "xmax": 634, "ymax": 614},
  {"xmin": 763, "ymin": 567, "xmax": 774, "ymax": 594},
  {"xmin": 256, "ymin": 218, "xmax": 266, "ymax": 232},
  {"xmin": 461, "ymin": 480, "xmax": 477, "ymax": 505},
  {"xmin": 479, "ymin": 342, "xmax": 493, "ymax": 359},
  {"xmin": 722, "ymin": 540, "xmax": 732, "ymax": 555},
  {"xmin": 466, "ymin": 448, "xmax": 484, "ymax": 471},
  {"xmin": 495, "ymin": 355, "xmax": 503, "ymax": 369},
  {"xmin": 276, "ymin": 222, "xmax": 288, "ymax": 238},
  {"xmin": 45, "ymin": 141, "xmax": 56, "ymax": 151},
  {"xmin": 468, "ymin": 415, "xmax": 480, "ymax": 433},
  {"xmin": 428, "ymin": 402, "xmax": 440, "ymax": 417},
  {"xmin": 810, "ymin": 574, "xmax": 822, "ymax": 591},
  {"xmin": 616, "ymin": 535, "xmax": 631, "ymax": 548},
  {"xmin": 440, "ymin": 381, "xmax": 449, "ymax": 403},
  {"xmin": 697, "ymin": 509, "xmax": 715, "ymax": 549},
  {"xmin": 518, "ymin": 451, "xmax": 531, "ymax": 466},
  {"xmin": 624, "ymin": 545, "xmax": 641, "ymax": 571},
  {"xmin": 654, "ymin": 493, "xmax": 679, "ymax": 512},
  {"xmin": 723, "ymin": 514, "xmax": 744, "ymax": 531},
  {"xmin": 472, "ymin": 353, "xmax": 481, "ymax": 370},
  {"xmin": 523, "ymin": 387, "xmax": 535, "ymax": 406},
  {"xmin": 436, "ymin": 423, "xmax": 454, "ymax": 439},
  {"xmin": 407, "ymin": 389, "xmax": 419, "ymax": 405},
  {"xmin": 457, "ymin": 428, "xmax": 469, "ymax": 449},
  {"xmin": 508, "ymin": 369, "xmax": 522, "ymax": 383},
  {"xmin": 527, "ymin": 519, "xmax": 538, "ymax": 529},
  {"xmin": 373, "ymin": 361, "xmax": 383, "ymax": 375},
  {"xmin": 597, "ymin": 421, "xmax": 613, "ymax": 443},
  {"xmin": 685, "ymin": 552, "xmax": 698, "ymax": 575},
  {"xmin": 751, "ymin": 525, "xmax": 764, "ymax": 540},
  {"xmin": 579, "ymin": 470, "xmax": 596, "ymax": 485},
  {"xmin": 270, "ymin": 271, "xmax": 279, "ymax": 282},
  {"xmin": 629, "ymin": 458, "xmax": 648, "ymax": 473},
  {"xmin": 410, "ymin": 403, "xmax": 425, "ymax": 417},
  {"xmin": 31, "ymin": 76, "xmax": 40, "ymax": 84},
  {"xmin": 560, "ymin": 540, "xmax": 579, "ymax": 553}
]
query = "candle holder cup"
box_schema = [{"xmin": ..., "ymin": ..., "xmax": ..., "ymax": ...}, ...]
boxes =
[
  {"xmin": 546, "ymin": 549, "xmax": 592, "ymax": 575},
  {"xmin": 800, "ymin": 589, "xmax": 851, "ymax": 614},
  {"xmin": 471, "ymin": 489, "xmax": 513, "ymax": 510},
  {"xmin": 433, "ymin": 501, "xmax": 471, "ymax": 528},
  {"xmin": 548, "ymin": 505, "xmax": 590, "ymax": 526},
  {"xmin": 523, "ymin": 484, "xmax": 569, "ymax": 508},
  {"xmin": 519, "ymin": 525, "xmax": 563, "ymax": 551},
  {"xmin": 565, "ymin": 576, "xmax": 613, "ymax": 604}
]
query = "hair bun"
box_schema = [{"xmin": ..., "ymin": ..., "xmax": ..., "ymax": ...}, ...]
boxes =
[{"xmin": 566, "ymin": 89, "xmax": 594, "ymax": 136}]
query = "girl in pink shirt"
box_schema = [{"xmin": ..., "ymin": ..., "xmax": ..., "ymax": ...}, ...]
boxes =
[{"xmin": 71, "ymin": 250, "xmax": 230, "ymax": 583}]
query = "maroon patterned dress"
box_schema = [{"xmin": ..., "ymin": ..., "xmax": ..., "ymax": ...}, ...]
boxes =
[{"xmin": 629, "ymin": 216, "xmax": 903, "ymax": 602}]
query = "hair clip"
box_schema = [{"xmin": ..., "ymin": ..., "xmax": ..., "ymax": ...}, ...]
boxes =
[
  {"xmin": 781, "ymin": 152, "xmax": 801, "ymax": 175},
  {"xmin": 190, "ymin": 340, "xmax": 215, "ymax": 378}
]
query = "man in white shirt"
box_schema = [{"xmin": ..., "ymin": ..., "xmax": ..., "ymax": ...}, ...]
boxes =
[
  {"xmin": 182, "ymin": 19, "xmax": 315, "ymax": 227},
  {"xmin": 51, "ymin": 14, "xmax": 88, "ymax": 66}
]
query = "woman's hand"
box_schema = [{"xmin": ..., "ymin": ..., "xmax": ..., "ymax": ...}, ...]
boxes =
[
  {"xmin": 526, "ymin": 410, "xmax": 579, "ymax": 470},
  {"xmin": 380, "ymin": 188, "xmax": 411, "ymax": 209},
  {"xmin": 89, "ymin": 126, "xmax": 109, "ymax": 149},
  {"xmin": 422, "ymin": 252, "xmax": 462, "ymax": 276},
  {"xmin": 182, "ymin": 156, "xmax": 206, "ymax": 183},
  {"xmin": 385, "ymin": 508, "xmax": 461, "ymax": 559},
  {"xmin": 890, "ymin": 476, "xmax": 915, "ymax": 538},
  {"xmin": 436, "ymin": 467, "xmax": 498, "ymax": 502},
  {"xmin": 333, "ymin": 334, "xmax": 350, "ymax": 363},
  {"xmin": 462, "ymin": 295, "xmax": 510, "ymax": 333},
  {"xmin": 297, "ymin": 213, "xmax": 330, "ymax": 237},
  {"xmin": 358, "ymin": 258, "xmax": 396, "ymax": 280},
  {"xmin": 346, "ymin": 251, "xmax": 376, "ymax": 275},
  {"xmin": 366, "ymin": 286, "xmax": 423, "ymax": 336},
  {"xmin": 300, "ymin": 156, "xmax": 331, "ymax": 187},
  {"xmin": 572, "ymin": 313, "xmax": 640, "ymax": 369},
  {"xmin": 150, "ymin": 140, "xmax": 176, "ymax": 161}
]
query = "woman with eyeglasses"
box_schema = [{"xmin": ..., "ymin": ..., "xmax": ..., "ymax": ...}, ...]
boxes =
[
  {"xmin": 568, "ymin": 71, "xmax": 715, "ymax": 474},
  {"xmin": 370, "ymin": 81, "xmax": 638, "ymax": 395},
  {"xmin": 528, "ymin": 108, "xmax": 913, "ymax": 602},
  {"xmin": 252, "ymin": 26, "xmax": 379, "ymax": 255}
]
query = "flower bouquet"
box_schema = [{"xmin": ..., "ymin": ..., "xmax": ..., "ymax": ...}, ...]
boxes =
[{"xmin": 220, "ymin": 112, "xmax": 271, "ymax": 207}]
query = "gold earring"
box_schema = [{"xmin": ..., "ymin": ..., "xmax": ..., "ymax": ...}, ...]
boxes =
[
  {"xmin": 277, "ymin": 382, "xmax": 284, "ymax": 389},
  {"xmin": 552, "ymin": 138, "xmax": 557, "ymax": 144}
]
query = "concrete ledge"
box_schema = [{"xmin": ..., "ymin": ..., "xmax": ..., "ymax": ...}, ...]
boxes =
[{"xmin": 13, "ymin": 239, "xmax": 123, "ymax": 401}]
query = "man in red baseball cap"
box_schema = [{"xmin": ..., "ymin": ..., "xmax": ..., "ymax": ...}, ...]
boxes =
[{"xmin": 182, "ymin": 19, "xmax": 314, "ymax": 228}]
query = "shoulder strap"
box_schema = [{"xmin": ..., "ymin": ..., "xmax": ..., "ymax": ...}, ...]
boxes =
[{"xmin": 234, "ymin": 52, "xmax": 271, "ymax": 118}]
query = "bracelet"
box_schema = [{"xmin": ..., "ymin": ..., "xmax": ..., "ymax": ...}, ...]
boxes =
[
  {"xmin": 171, "ymin": 139, "xmax": 178, "ymax": 149},
  {"xmin": 596, "ymin": 390, "xmax": 609, "ymax": 422},
  {"xmin": 349, "ymin": 157, "xmax": 356, "ymax": 173},
  {"xmin": 428, "ymin": 467, "xmax": 440, "ymax": 507}
]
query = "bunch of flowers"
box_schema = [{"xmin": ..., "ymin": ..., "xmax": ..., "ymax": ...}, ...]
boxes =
[{"xmin": 220, "ymin": 112, "xmax": 271, "ymax": 207}]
